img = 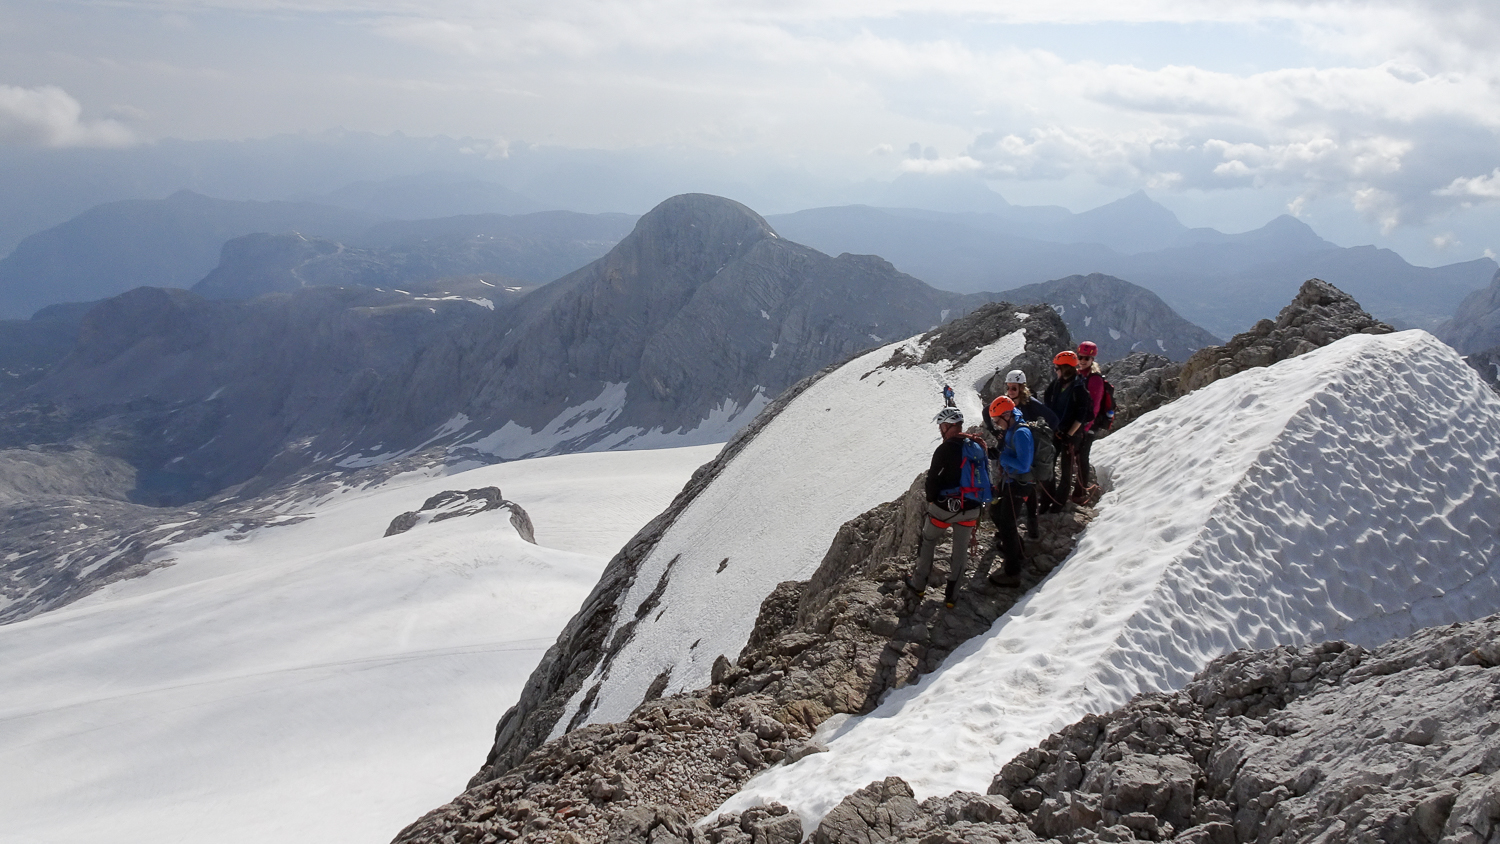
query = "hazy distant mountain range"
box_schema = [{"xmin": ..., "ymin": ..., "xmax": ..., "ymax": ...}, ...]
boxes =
[
  {"xmin": 768, "ymin": 194, "xmax": 1497, "ymax": 337},
  {"xmin": 0, "ymin": 192, "xmax": 382, "ymax": 319},
  {"xmin": 192, "ymin": 210, "xmax": 639, "ymax": 302}
]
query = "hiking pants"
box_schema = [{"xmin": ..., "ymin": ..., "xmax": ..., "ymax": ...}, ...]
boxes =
[
  {"xmin": 1049, "ymin": 439, "xmax": 1076, "ymax": 510},
  {"xmin": 989, "ymin": 484, "xmax": 1026, "ymax": 577},
  {"xmin": 1074, "ymin": 430, "xmax": 1096, "ymax": 494},
  {"xmin": 913, "ymin": 501, "xmax": 983, "ymax": 591}
]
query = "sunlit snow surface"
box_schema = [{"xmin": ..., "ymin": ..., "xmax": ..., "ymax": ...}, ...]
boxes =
[
  {"xmin": 719, "ymin": 330, "xmax": 1500, "ymax": 825},
  {"xmin": 0, "ymin": 445, "xmax": 718, "ymax": 844},
  {"xmin": 555, "ymin": 329, "xmax": 1027, "ymax": 732}
]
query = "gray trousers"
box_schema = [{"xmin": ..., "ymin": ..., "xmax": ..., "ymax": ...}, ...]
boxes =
[{"xmin": 912, "ymin": 501, "xmax": 983, "ymax": 591}]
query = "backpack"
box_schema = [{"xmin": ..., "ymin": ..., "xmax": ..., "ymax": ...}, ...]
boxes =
[
  {"xmin": 1093, "ymin": 376, "xmax": 1116, "ymax": 431},
  {"xmin": 942, "ymin": 434, "xmax": 993, "ymax": 506},
  {"xmin": 1020, "ymin": 419, "xmax": 1056, "ymax": 484}
]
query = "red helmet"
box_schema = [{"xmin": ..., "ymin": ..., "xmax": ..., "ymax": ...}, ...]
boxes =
[
  {"xmin": 1053, "ymin": 350, "xmax": 1080, "ymax": 367},
  {"xmin": 1077, "ymin": 341, "xmax": 1098, "ymax": 357},
  {"xmin": 988, "ymin": 396, "xmax": 1016, "ymax": 418}
]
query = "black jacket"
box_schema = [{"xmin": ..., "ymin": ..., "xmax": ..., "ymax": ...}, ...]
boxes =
[
  {"xmin": 1043, "ymin": 375, "xmax": 1092, "ymax": 436},
  {"xmin": 925, "ymin": 435, "xmax": 970, "ymax": 504}
]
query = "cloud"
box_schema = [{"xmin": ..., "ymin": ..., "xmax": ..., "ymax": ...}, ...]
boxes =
[
  {"xmin": 0, "ymin": 85, "xmax": 136, "ymax": 148},
  {"xmin": 1436, "ymin": 168, "xmax": 1500, "ymax": 200},
  {"xmin": 898, "ymin": 155, "xmax": 982, "ymax": 175}
]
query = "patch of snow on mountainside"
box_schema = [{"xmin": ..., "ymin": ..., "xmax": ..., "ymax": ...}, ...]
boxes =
[
  {"xmin": 718, "ymin": 330, "xmax": 1500, "ymax": 826},
  {"xmin": 459, "ymin": 384, "xmax": 765, "ymax": 461},
  {"xmin": 0, "ymin": 445, "xmax": 718, "ymax": 844},
  {"xmin": 552, "ymin": 329, "xmax": 1027, "ymax": 734}
]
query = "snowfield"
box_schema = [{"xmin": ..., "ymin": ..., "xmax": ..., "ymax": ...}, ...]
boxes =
[
  {"xmin": 717, "ymin": 330, "xmax": 1500, "ymax": 826},
  {"xmin": 552, "ymin": 328, "xmax": 1027, "ymax": 732},
  {"xmin": 0, "ymin": 445, "xmax": 718, "ymax": 844}
]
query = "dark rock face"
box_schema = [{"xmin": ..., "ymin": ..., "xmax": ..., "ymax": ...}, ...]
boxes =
[
  {"xmin": 1438, "ymin": 268, "xmax": 1500, "ymax": 355},
  {"xmin": 384, "ymin": 487, "xmax": 536, "ymax": 543},
  {"xmin": 1464, "ymin": 346, "xmax": 1500, "ymax": 394},
  {"xmin": 996, "ymin": 274, "xmax": 1220, "ymax": 362},
  {"xmin": 1102, "ymin": 280, "xmax": 1392, "ymax": 433},
  {"xmin": 0, "ymin": 302, "xmax": 91, "ymax": 401}
]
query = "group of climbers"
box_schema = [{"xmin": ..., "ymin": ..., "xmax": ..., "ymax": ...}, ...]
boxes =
[{"xmin": 914, "ymin": 342, "xmax": 1113, "ymax": 608}]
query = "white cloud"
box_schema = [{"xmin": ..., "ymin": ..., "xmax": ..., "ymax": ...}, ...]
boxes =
[
  {"xmin": 1431, "ymin": 232, "xmax": 1459, "ymax": 250},
  {"xmin": 0, "ymin": 85, "xmax": 135, "ymax": 148},
  {"xmin": 10, "ymin": 0, "xmax": 1500, "ymax": 234},
  {"xmin": 898, "ymin": 155, "xmax": 982, "ymax": 175},
  {"xmin": 1436, "ymin": 168, "xmax": 1500, "ymax": 200}
]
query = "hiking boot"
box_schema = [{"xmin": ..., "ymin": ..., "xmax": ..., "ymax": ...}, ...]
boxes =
[
  {"xmin": 943, "ymin": 581, "xmax": 957, "ymax": 608},
  {"xmin": 904, "ymin": 579, "xmax": 925, "ymax": 599},
  {"xmin": 989, "ymin": 571, "xmax": 1021, "ymax": 588},
  {"xmin": 1070, "ymin": 488, "xmax": 1090, "ymax": 505}
]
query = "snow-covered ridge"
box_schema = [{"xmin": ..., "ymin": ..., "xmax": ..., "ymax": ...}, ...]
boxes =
[
  {"xmin": 551, "ymin": 328, "xmax": 1028, "ymax": 733},
  {"xmin": 720, "ymin": 330, "xmax": 1500, "ymax": 825}
]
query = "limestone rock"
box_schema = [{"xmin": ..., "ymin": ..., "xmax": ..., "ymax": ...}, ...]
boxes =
[
  {"xmin": 1463, "ymin": 345, "xmax": 1500, "ymax": 395},
  {"xmin": 1172, "ymin": 278, "xmax": 1392, "ymax": 396},
  {"xmin": 1103, "ymin": 279, "xmax": 1391, "ymax": 432},
  {"xmin": 384, "ymin": 486, "xmax": 536, "ymax": 543}
]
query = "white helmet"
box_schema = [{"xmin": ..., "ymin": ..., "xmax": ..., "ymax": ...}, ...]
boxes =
[
  {"xmin": 932, "ymin": 407, "xmax": 965, "ymax": 425},
  {"xmin": 1005, "ymin": 369, "xmax": 1026, "ymax": 385}
]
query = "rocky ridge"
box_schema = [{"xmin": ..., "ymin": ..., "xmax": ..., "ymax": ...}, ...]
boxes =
[
  {"xmin": 1103, "ymin": 279, "xmax": 1393, "ymax": 431},
  {"xmin": 466, "ymin": 301, "xmax": 1070, "ymax": 784}
]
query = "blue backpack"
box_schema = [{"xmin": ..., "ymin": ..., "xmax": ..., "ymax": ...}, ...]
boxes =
[{"xmin": 942, "ymin": 435, "xmax": 994, "ymax": 506}]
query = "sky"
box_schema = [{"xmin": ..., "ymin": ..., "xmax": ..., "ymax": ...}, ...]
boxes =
[{"xmin": 1, "ymin": 0, "xmax": 1499, "ymax": 265}]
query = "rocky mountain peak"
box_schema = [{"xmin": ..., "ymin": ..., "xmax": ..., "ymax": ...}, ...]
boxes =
[{"xmin": 619, "ymin": 193, "xmax": 778, "ymax": 276}]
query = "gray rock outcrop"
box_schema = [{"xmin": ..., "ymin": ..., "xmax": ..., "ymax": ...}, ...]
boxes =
[
  {"xmin": 385, "ymin": 487, "xmax": 536, "ymax": 543},
  {"xmin": 1464, "ymin": 346, "xmax": 1500, "ymax": 394},
  {"xmin": 1102, "ymin": 279, "xmax": 1392, "ymax": 432},
  {"xmin": 1437, "ymin": 268, "xmax": 1500, "ymax": 354},
  {"xmin": 1171, "ymin": 278, "xmax": 1393, "ymax": 395},
  {"xmin": 996, "ymin": 273, "xmax": 1220, "ymax": 362}
]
